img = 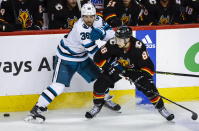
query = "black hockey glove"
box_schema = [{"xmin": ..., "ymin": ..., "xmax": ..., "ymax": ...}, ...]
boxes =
[{"xmin": 122, "ymin": 68, "xmax": 152, "ymax": 83}]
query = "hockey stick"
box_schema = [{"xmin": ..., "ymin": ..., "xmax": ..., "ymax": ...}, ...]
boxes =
[
  {"xmin": 156, "ymin": 71, "xmax": 199, "ymax": 78},
  {"xmin": 126, "ymin": 77, "xmax": 198, "ymax": 120},
  {"xmin": 153, "ymin": 91, "xmax": 198, "ymax": 120}
]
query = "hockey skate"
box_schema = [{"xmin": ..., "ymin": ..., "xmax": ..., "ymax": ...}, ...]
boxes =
[
  {"xmin": 158, "ymin": 106, "xmax": 174, "ymax": 121},
  {"xmin": 24, "ymin": 105, "xmax": 47, "ymax": 123},
  {"xmin": 85, "ymin": 104, "xmax": 103, "ymax": 119},
  {"xmin": 104, "ymin": 95, "xmax": 121, "ymax": 111}
]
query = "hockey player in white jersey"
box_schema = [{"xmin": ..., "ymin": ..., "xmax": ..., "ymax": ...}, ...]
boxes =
[{"xmin": 24, "ymin": 2, "xmax": 120, "ymax": 123}]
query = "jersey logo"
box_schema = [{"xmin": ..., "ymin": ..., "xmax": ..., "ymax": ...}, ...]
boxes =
[
  {"xmin": 83, "ymin": 24, "xmax": 89, "ymax": 29},
  {"xmin": 110, "ymin": 38, "xmax": 116, "ymax": 45},
  {"xmin": 121, "ymin": 14, "xmax": 131, "ymax": 25},
  {"xmin": 39, "ymin": 5, "xmax": 44, "ymax": 13},
  {"xmin": 0, "ymin": 9, "xmax": 5, "ymax": 16},
  {"xmin": 18, "ymin": 9, "xmax": 33, "ymax": 29},
  {"xmin": 67, "ymin": 17, "xmax": 78, "ymax": 29},
  {"xmin": 118, "ymin": 58, "xmax": 129, "ymax": 67},
  {"xmin": 159, "ymin": 15, "xmax": 170, "ymax": 24},
  {"xmin": 95, "ymin": 15, "xmax": 100, "ymax": 21},
  {"xmin": 55, "ymin": 3, "xmax": 63, "ymax": 11}
]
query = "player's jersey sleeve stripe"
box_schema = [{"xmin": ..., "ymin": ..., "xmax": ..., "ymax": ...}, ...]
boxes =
[
  {"xmin": 60, "ymin": 40, "xmax": 85, "ymax": 55},
  {"xmin": 95, "ymin": 60, "xmax": 107, "ymax": 67},
  {"xmin": 141, "ymin": 67, "xmax": 155, "ymax": 76},
  {"xmin": 57, "ymin": 47, "xmax": 88, "ymax": 58},
  {"xmin": 89, "ymin": 46, "xmax": 99, "ymax": 54},
  {"xmin": 83, "ymin": 41, "xmax": 95, "ymax": 48},
  {"xmin": 104, "ymin": 14, "xmax": 117, "ymax": 21}
]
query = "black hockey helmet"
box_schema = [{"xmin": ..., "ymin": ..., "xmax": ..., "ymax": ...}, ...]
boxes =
[{"xmin": 115, "ymin": 26, "xmax": 132, "ymax": 39}]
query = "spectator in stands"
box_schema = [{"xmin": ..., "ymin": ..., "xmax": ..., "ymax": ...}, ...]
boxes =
[
  {"xmin": 103, "ymin": 0, "xmax": 142, "ymax": 27},
  {"xmin": 156, "ymin": 0, "xmax": 184, "ymax": 25},
  {"xmin": 0, "ymin": 0, "xmax": 44, "ymax": 32},
  {"xmin": 82, "ymin": 0, "xmax": 110, "ymax": 17},
  {"xmin": 138, "ymin": 0, "xmax": 184, "ymax": 25},
  {"xmin": 137, "ymin": 0, "xmax": 159, "ymax": 25},
  {"xmin": 181, "ymin": 0, "xmax": 199, "ymax": 23},
  {"xmin": 47, "ymin": 0, "xmax": 81, "ymax": 29}
]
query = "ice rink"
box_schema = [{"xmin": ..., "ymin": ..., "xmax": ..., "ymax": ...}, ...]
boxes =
[{"xmin": 0, "ymin": 101, "xmax": 199, "ymax": 131}]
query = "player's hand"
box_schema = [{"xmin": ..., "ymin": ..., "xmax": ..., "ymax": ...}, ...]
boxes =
[{"xmin": 90, "ymin": 27, "xmax": 106, "ymax": 41}]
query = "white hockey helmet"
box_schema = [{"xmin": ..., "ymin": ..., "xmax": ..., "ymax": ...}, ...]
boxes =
[{"xmin": 81, "ymin": 2, "xmax": 96, "ymax": 16}]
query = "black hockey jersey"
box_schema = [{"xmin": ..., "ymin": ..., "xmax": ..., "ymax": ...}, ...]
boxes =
[
  {"xmin": 156, "ymin": 0, "xmax": 184, "ymax": 24},
  {"xmin": 94, "ymin": 37, "xmax": 155, "ymax": 76},
  {"xmin": 0, "ymin": 0, "xmax": 44, "ymax": 31},
  {"xmin": 103, "ymin": 0, "xmax": 142, "ymax": 27},
  {"xmin": 47, "ymin": 0, "xmax": 80, "ymax": 29},
  {"xmin": 182, "ymin": 0, "xmax": 199, "ymax": 23},
  {"xmin": 137, "ymin": 0, "xmax": 159, "ymax": 25},
  {"xmin": 138, "ymin": 0, "xmax": 184, "ymax": 25}
]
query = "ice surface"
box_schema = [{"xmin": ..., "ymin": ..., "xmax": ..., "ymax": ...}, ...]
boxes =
[{"xmin": 0, "ymin": 101, "xmax": 199, "ymax": 131}]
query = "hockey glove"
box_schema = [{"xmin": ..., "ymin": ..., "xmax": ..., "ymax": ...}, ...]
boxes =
[
  {"xmin": 90, "ymin": 27, "xmax": 106, "ymax": 41},
  {"xmin": 122, "ymin": 69, "xmax": 152, "ymax": 82}
]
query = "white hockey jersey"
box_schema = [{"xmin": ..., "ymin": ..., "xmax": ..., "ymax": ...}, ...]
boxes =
[{"xmin": 56, "ymin": 16, "xmax": 115, "ymax": 62}]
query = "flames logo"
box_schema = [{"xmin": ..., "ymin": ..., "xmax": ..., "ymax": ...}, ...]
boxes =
[
  {"xmin": 18, "ymin": 9, "xmax": 33, "ymax": 29},
  {"xmin": 67, "ymin": 17, "xmax": 78, "ymax": 29},
  {"xmin": 118, "ymin": 59, "xmax": 129, "ymax": 67},
  {"xmin": 159, "ymin": 15, "xmax": 170, "ymax": 25},
  {"xmin": 121, "ymin": 14, "xmax": 131, "ymax": 25}
]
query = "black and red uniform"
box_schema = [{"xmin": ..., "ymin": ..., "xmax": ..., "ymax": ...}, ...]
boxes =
[
  {"xmin": 47, "ymin": 0, "xmax": 80, "ymax": 29},
  {"xmin": 182, "ymin": 0, "xmax": 199, "ymax": 23},
  {"xmin": 138, "ymin": 0, "xmax": 184, "ymax": 25},
  {"xmin": 103, "ymin": 0, "xmax": 142, "ymax": 27},
  {"xmin": 93, "ymin": 36, "xmax": 164, "ymax": 109},
  {"xmin": 155, "ymin": 0, "xmax": 184, "ymax": 24},
  {"xmin": 0, "ymin": 0, "xmax": 44, "ymax": 31},
  {"xmin": 137, "ymin": 0, "xmax": 159, "ymax": 25}
]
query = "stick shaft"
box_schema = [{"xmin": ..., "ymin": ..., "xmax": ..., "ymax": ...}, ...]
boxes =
[
  {"xmin": 156, "ymin": 71, "xmax": 199, "ymax": 77},
  {"xmin": 154, "ymin": 92, "xmax": 197, "ymax": 114}
]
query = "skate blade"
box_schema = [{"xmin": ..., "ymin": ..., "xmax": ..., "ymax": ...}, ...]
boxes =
[{"xmin": 24, "ymin": 115, "xmax": 45, "ymax": 124}]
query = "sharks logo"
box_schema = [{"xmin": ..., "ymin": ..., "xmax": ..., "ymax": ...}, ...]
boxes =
[{"xmin": 18, "ymin": 9, "xmax": 33, "ymax": 29}]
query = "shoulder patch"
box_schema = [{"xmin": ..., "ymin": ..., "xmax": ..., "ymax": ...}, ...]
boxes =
[
  {"xmin": 95, "ymin": 16, "xmax": 100, "ymax": 21},
  {"xmin": 82, "ymin": 24, "xmax": 89, "ymax": 29},
  {"xmin": 135, "ymin": 41, "xmax": 143, "ymax": 48},
  {"xmin": 110, "ymin": 38, "xmax": 116, "ymax": 45},
  {"xmin": 0, "ymin": 9, "xmax": 5, "ymax": 16},
  {"xmin": 55, "ymin": 3, "xmax": 63, "ymax": 11},
  {"xmin": 149, "ymin": 0, "xmax": 157, "ymax": 4}
]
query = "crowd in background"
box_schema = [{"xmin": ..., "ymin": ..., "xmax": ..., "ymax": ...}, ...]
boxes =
[{"xmin": 0, "ymin": 0, "xmax": 199, "ymax": 32}]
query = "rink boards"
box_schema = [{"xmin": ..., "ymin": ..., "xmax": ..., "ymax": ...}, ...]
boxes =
[{"xmin": 0, "ymin": 25, "xmax": 199, "ymax": 112}]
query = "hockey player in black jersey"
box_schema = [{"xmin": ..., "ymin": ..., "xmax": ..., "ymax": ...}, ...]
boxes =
[
  {"xmin": 85, "ymin": 26, "xmax": 174, "ymax": 121},
  {"xmin": 156, "ymin": 0, "xmax": 184, "ymax": 24},
  {"xmin": 103, "ymin": 0, "xmax": 142, "ymax": 27},
  {"xmin": 0, "ymin": 0, "xmax": 44, "ymax": 31},
  {"xmin": 47, "ymin": 0, "xmax": 81, "ymax": 29},
  {"xmin": 138, "ymin": 0, "xmax": 184, "ymax": 25},
  {"xmin": 181, "ymin": 0, "xmax": 199, "ymax": 23}
]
